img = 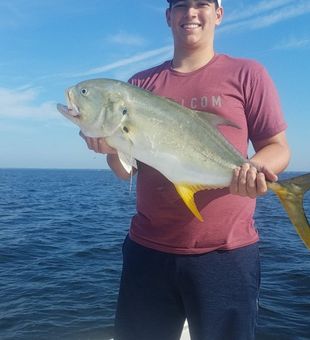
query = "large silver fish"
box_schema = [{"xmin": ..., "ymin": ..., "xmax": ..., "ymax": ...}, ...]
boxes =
[{"xmin": 57, "ymin": 78, "xmax": 310, "ymax": 249}]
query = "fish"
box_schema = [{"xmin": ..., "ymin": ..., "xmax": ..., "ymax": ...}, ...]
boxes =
[{"xmin": 57, "ymin": 78, "xmax": 310, "ymax": 249}]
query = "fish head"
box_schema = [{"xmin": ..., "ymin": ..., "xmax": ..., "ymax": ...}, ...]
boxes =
[{"xmin": 57, "ymin": 79, "xmax": 128, "ymax": 138}]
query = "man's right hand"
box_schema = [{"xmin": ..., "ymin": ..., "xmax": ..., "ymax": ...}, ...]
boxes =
[
  {"xmin": 79, "ymin": 131, "xmax": 117, "ymax": 155},
  {"xmin": 80, "ymin": 131, "xmax": 133, "ymax": 179}
]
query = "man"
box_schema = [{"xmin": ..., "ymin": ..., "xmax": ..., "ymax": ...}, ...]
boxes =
[{"xmin": 82, "ymin": 0, "xmax": 290, "ymax": 339}]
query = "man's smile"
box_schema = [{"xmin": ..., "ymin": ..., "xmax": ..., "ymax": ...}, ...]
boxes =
[{"xmin": 181, "ymin": 23, "xmax": 201, "ymax": 29}]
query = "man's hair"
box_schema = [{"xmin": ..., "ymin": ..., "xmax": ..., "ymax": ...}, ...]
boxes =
[{"xmin": 168, "ymin": 0, "xmax": 220, "ymax": 10}]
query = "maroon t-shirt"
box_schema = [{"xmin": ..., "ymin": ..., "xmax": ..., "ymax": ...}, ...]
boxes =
[{"xmin": 127, "ymin": 54, "xmax": 287, "ymax": 254}]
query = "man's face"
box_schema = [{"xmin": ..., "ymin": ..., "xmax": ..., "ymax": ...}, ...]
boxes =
[{"xmin": 166, "ymin": 0, "xmax": 223, "ymax": 49}]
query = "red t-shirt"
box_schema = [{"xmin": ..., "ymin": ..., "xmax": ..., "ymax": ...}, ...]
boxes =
[{"xmin": 128, "ymin": 54, "xmax": 287, "ymax": 254}]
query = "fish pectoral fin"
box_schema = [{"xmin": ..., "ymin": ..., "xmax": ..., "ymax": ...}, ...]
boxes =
[
  {"xmin": 117, "ymin": 151, "xmax": 137, "ymax": 174},
  {"xmin": 174, "ymin": 183, "xmax": 207, "ymax": 222}
]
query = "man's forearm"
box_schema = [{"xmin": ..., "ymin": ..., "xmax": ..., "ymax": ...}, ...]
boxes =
[
  {"xmin": 230, "ymin": 131, "xmax": 290, "ymax": 198},
  {"xmin": 251, "ymin": 138, "xmax": 291, "ymax": 175}
]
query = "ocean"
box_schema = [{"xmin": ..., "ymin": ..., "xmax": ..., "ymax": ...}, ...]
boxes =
[{"xmin": 0, "ymin": 169, "xmax": 309, "ymax": 340}]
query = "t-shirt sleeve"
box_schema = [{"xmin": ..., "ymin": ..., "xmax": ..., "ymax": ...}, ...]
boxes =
[
  {"xmin": 244, "ymin": 63, "xmax": 287, "ymax": 142},
  {"xmin": 128, "ymin": 74, "xmax": 138, "ymax": 85}
]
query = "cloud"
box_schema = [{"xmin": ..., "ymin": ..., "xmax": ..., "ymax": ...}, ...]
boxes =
[
  {"xmin": 105, "ymin": 31, "xmax": 146, "ymax": 47},
  {"xmin": 0, "ymin": 87, "xmax": 58, "ymax": 120},
  {"xmin": 273, "ymin": 36, "xmax": 310, "ymax": 50},
  {"xmin": 220, "ymin": 0, "xmax": 310, "ymax": 32},
  {"xmin": 20, "ymin": 0, "xmax": 309, "ymax": 86},
  {"xmin": 224, "ymin": 0, "xmax": 294, "ymax": 23},
  {"xmin": 252, "ymin": 1, "xmax": 310, "ymax": 29},
  {"xmin": 71, "ymin": 45, "xmax": 173, "ymax": 78}
]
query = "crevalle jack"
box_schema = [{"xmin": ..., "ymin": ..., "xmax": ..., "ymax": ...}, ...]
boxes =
[{"xmin": 57, "ymin": 78, "xmax": 310, "ymax": 249}]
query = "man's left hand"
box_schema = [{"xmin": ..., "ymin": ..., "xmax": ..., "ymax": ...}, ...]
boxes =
[{"xmin": 229, "ymin": 163, "xmax": 278, "ymax": 198}]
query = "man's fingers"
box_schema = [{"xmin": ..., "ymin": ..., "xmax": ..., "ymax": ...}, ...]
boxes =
[
  {"xmin": 230, "ymin": 163, "xmax": 269, "ymax": 198},
  {"xmin": 246, "ymin": 166, "xmax": 258, "ymax": 198},
  {"xmin": 238, "ymin": 163, "xmax": 251, "ymax": 196},
  {"xmin": 256, "ymin": 172, "xmax": 268, "ymax": 195},
  {"xmin": 230, "ymin": 167, "xmax": 240, "ymax": 195},
  {"xmin": 86, "ymin": 137, "xmax": 98, "ymax": 152},
  {"xmin": 79, "ymin": 130, "xmax": 86, "ymax": 140},
  {"xmin": 263, "ymin": 168, "xmax": 278, "ymax": 182},
  {"xmin": 79, "ymin": 132, "xmax": 117, "ymax": 154}
]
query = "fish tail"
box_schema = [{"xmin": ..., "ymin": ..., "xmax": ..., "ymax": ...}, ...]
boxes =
[{"xmin": 267, "ymin": 173, "xmax": 310, "ymax": 249}]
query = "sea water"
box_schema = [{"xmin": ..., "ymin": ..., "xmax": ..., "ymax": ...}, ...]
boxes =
[{"xmin": 0, "ymin": 169, "xmax": 309, "ymax": 340}]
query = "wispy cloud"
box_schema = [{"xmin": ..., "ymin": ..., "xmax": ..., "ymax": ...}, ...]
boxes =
[
  {"xmin": 0, "ymin": 87, "xmax": 57, "ymax": 120},
  {"xmin": 105, "ymin": 31, "xmax": 146, "ymax": 47},
  {"xmin": 224, "ymin": 0, "xmax": 294, "ymax": 23},
  {"xmin": 52, "ymin": 0, "xmax": 308, "ymax": 81},
  {"xmin": 19, "ymin": 0, "xmax": 309, "ymax": 85},
  {"xmin": 220, "ymin": 0, "xmax": 310, "ymax": 32},
  {"xmin": 252, "ymin": 1, "xmax": 310, "ymax": 29},
  {"xmin": 71, "ymin": 45, "xmax": 173, "ymax": 78},
  {"xmin": 273, "ymin": 36, "xmax": 310, "ymax": 50}
]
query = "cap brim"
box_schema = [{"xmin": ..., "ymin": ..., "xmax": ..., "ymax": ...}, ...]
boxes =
[{"xmin": 167, "ymin": 0, "xmax": 222, "ymax": 6}]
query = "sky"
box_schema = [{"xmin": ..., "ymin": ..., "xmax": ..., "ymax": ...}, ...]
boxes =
[{"xmin": 0, "ymin": 0, "xmax": 309, "ymax": 171}]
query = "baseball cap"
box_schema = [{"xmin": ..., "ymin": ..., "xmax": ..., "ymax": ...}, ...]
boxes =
[{"xmin": 167, "ymin": 0, "xmax": 222, "ymax": 7}]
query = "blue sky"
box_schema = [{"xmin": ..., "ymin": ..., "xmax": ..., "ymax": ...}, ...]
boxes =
[{"xmin": 0, "ymin": 0, "xmax": 309, "ymax": 170}]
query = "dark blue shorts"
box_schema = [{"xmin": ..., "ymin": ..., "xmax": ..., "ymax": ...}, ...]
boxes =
[{"xmin": 114, "ymin": 236, "xmax": 260, "ymax": 340}]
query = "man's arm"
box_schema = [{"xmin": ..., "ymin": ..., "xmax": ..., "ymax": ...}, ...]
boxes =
[
  {"xmin": 230, "ymin": 131, "xmax": 290, "ymax": 198},
  {"xmin": 80, "ymin": 132, "xmax": 135, "ymax": 180}
]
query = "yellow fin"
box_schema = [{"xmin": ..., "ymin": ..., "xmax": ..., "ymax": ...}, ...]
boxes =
[{"xmin": 174, "ymin": 183, "xmax": 207, "ymax": 222}]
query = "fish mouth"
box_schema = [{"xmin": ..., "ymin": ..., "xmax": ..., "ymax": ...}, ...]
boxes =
[
  {"xmin": 57, "ymin": 103, "xmax": 80, "ymax": 118},
  {"xmin": 57, "ymin": 90, "xmax": 81, "ymax": 118}
]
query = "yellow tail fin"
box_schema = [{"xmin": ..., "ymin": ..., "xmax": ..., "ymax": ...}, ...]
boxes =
[{"xmin": 267, "ymin": 173, "xmax": 310, "ymax": 249}]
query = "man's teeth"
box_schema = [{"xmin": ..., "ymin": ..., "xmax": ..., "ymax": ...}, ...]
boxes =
[{"xmin": 182, "ymin": 24, "xmax": 200, "ymax": 28}]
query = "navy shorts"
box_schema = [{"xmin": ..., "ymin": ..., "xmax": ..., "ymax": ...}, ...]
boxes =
[{"xmin": 114, "ymin": 236, "xmax": 260, "ymax": 340}]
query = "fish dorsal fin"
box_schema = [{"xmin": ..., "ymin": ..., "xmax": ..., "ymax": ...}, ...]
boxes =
[
  {"xmin": 194, "ymin": 110, "xmax": 241, "ymax": 130},
  {"xmin": 174, "ymin": 183, "xmax": 208, "ymax": 222},
  {"xmin": 117, "ymin": 151, "xmax": 137, "ymax": 174}
]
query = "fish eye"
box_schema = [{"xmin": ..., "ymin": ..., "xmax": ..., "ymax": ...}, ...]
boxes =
[{"xmin": 80, "ymin": 88, "xmax": 88, "ymax": 96}]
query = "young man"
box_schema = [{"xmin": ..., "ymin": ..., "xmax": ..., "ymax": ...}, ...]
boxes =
[{"xmin": 82, "ymin": 0, "xmax": 290, "ymax": 339}]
